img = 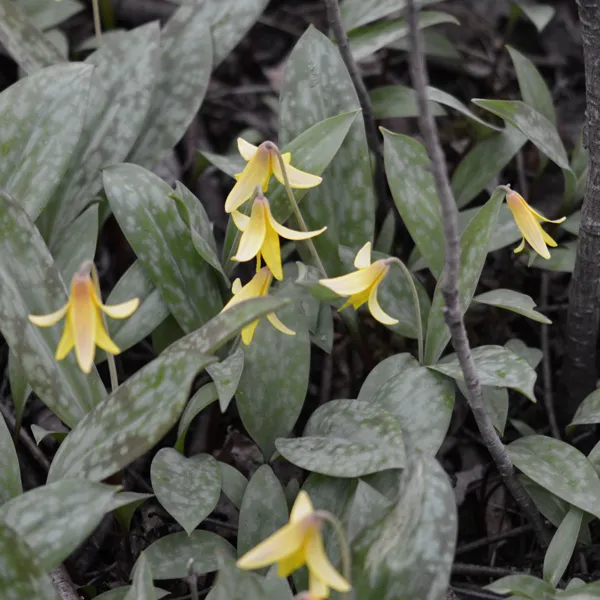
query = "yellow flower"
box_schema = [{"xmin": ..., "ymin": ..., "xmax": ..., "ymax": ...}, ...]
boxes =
[
  {"xmin": 28, "ymin": 265, "xmax": 139, "ymax": 374},
  {"xmin": 506, "ymin": 190, "xmax": 566, "ymax": 259},
  {"xmin": 221, "ymin": 266, "xmax": 294, "ymax": 345},
  {"xmin": 319, "ymin": 242, "xmax": 397, "ymax": 326},
  {"xmin": 225, "ymin": 138, "xmax": 323, "ymax": 213},
  {"xmin": 231, "ymin": 194, "xmax": 326, "ymax": 281},
  {"xmin": 237, "ymin": 491, "xmax": 351, "ymax": 598}
]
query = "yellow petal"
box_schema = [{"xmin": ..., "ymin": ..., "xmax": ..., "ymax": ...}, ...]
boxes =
[
  {"xmin": 231, "ymin": 210, "xmax": 250, "ymax": 232},
  {"xmin": 29, "ymin": 303, "xmax": 68, "ymax": 327},
  {"xmin": 513, "ymin": 238, "xmax": 526, "ymax": 254},
  {"xmin": 241, "ymin": 320, "xmax": 260, "ymax": 345},
  {"xmin": 55, "ymin": 315, "xmax": 75, "ymax": 360},
  {"xmin": 233, "ymin": 199, "xmax": 267, "ymax": 263},
  {"xmin": 541, "ymin": 227, "xmax": 558, "ymax": 248},
  {"xmin": 266, "ymin": 312, "xmax": 295, "ymax": 336},
  {"xmin": 94, "ymin": 318, "xmax": 120, "ymax": 355},
  {"xmin": 368, "ymin": 273, "xmax": 398, "ymax": 325},
  {"xmin": 319, "ymin": 262, "xmax": 385, "ymax": 296},
  {"xmin": 272, "ymin": 155, "xmax": 323, "ymax": 189},
  {"xmin": 261, "ymin": 220, "xmax": 283, "ymax": 280},
  {"xmin": 309, "ymin": 572, "xmax": 331, "ymax": 599},
  {"xmin": 277, "ymin": 548, "xmax": 307, "ymax": 577},
  {"xmin": 266, "ymin": 204, "xmax": 327, "ymax": 241},
  {"xmin": 354, "ymin": 241, "xmax": 372, "ymax": 269},
  {"xmin": 340, "ymin": 288, "xmax": 370, "ymax": 311},
  {"xmin": 237, "ymin": 522, "xmax": 306, "ymax": 570},
  {"xmin": 222, "ymin": 268, "xmax": 271, "ymax": 311},
  {"xmin": 515, "ymin": 194, "xmax": 566, "ymax": 224},
  {"xmin": 100, "ymin": 298, "xmax": 139, "ymax": 319},
  {"xmin": 290, "ymin": 491, "xmax": 314, "ymax": 523},
  {"xmin": 70, "ymin": 277, "xmax": 97, "ymax": 373},
  {"xmin": 507, "ymin": 193, "xmax": 550, "ymax": 259},
  {"xmin": 232, "ymin": 278, "xmax": 242, "ymax": 294},
  {"xmin": 238, "ymin": 137, "xmax": 258, "ymax": 161},
  {"xmin": 305, "ymin": 528, "xmax": 351, "ymax": 592},
  {"xmin": 225, "ymin": 149, "xmax": 271, "ymax": 213}
]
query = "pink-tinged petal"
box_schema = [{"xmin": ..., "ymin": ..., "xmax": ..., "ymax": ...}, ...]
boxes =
[
  {"xmin": 261, "ymin": 222, "xmax": 283, "ymax": 280},
  {"xmin": 233, "ymin": 200, "xmax": 267, "ymax": 263},
  {"xmin": 354, "ymin": 241, "xmax": 372, "ymax": 269},
  {"xmin": 305, "ymin": 528, "xmax": 351, "ymax": 592},
  {"xmin": 238, "ymin": 137, "xmax": 258, "ymax": 161},
  {"xmin": 29, "ymin": 302, "xmax": 68, "ymax": 327},
  {"xmin": 368, "ymin": 272, "xmax": 398, "ymax": 325},
  {"xmin": 513, "ymin": 238, "xmax": 526, "ymax": 254},
  {"xmin": 94, "ymin": 318, "xmax": 120, "ymax": 355},
  {"xmin": 272, "ymin": 154, "xmax": 323, "ymax": 189},
  {"xmin": 277, "ymin": 548, "xmax": 307, "ymax": 577},
  {"xmin": 266, "ymin": 204, "xmax": 327, "ymax": 241},
  {"xmin": 266, "ymin": 312, "xmax": 295, "ymax": 336},
  {"xmin": 70, "ymin": 277, "xmax": 97, "ymax": 373},
  {"xmin": 320, "ymin": 262, "xmax": 385, "ymax": 296},
  {"xmin": 225, "ymin": 149, "xmax": 271, "ymax": 213},
  {"xmin": 100, "ymin": 298, "xmax": 139, "ymax": 319},
  {"xmin": 231, "ymin": 210, "xmax": 250, "ymax": 232},
  {"xmin": 290, "ymin": 491, "xmax": 315, "ymax": 523},
  {"xmin": 507, "ymin": 193, "xmax": 550, "ymax": 259},
  {"xmin": 309, "ymin": 572, "xmax": 331, "ymax": 599},
  {"xmin": 55, "ymin": 314, "xmax": 75, "ymax": 360},
  {"xmin": 237, "ymin": 522, "xmax": 306, "ymax": 570}
]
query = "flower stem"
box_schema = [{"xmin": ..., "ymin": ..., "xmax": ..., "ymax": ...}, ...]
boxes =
[{"xmin": 91, "ymin": 0, "xmax": 103, "ymax": 46}]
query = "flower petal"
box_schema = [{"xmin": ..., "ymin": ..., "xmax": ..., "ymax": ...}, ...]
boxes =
[
  {"xmin": 231, "ymin": 210, "xmax": 250, "ymax": 232},
  {"xmin": 305, "ymin": 528, "xmax": 351, "ymax": 592},
  {"xmin": 238, "ymin": 137, "xmax": 258, "ymax": 161},
  {"xmin": 237, "ymin": 522, "xmax": 306, "ymax": 570},
  {"xmin": 241, "ymin": 320, "xmax": 260, "ymax": 345},
  {"xmin": 277, "ymin": 548, "xmax": 307, "ymax": 577},
  {"xmin": 94, "ymin": 318, "xmax": 120, "ymax": 355},
  {"xmin": 341, "ymin": 288, "xmax": 370, "ymax": 311},
  {"xmin": 225, "ymin": 149, "xmax": 271, "ymax": 213},
  {"xmin": 513, "ymin": 238, "xmax": 526, "ymax": 254},
  {"xmin": 368, "ymin": 274, "xmax": 398, "ymax": 325},
  {"xmin": 266, "ymin": 313, "xmax": 295, "ymax": 336},
  {"xmin": 309, "ymin": 572, "xmax": 331, "ymax": 599},
  {"xmin": 232, "ymin": 278, "xmax": 242, "ymax": 294},
  {"xmin": 290, "ymin": 491, "xmax": 315, "ymax": 523},
  {"xmin": 354, "ymin": 241, "xmax": 372, "ymax": 269},
  {"xmin": 267, "ymin": 204, "xmax": 327, "ymax": 241},
  {"xmin": 272, "ymin": 155, "xmax": 323, "ymax": 189},
  {"xmin": 29, "ymin": 303, "xmax": 68, "ymax": 327},
  {"xmin": 507, "ymin": 193, "xmax": 550, "ymax": 259},
  {"xmin": 524, "ymin": 201, "xmax": 566, "ymax": 224},
  {"xmin": 222, "ymin": 268, "xmax": 271, "ymax": 312},
  {"xmin": 541, "ymin": 227, "xmax": 558, "ymax": 248},
  {"xmin": 55, "ymin": 315, "xmax": 75, "ymax": 360},
  {"xmin": 233, "ymin": 200, "xmax": 267, "ymax": 263},
  {"xmin": 100, "ymin": 298, "xmax": 139, "ymax": 319},
  {"xmin": 261, "ymin": 221, "xmax": 283, "ymax": 280},
  {"xmin": 320, "ymin": 262, "xmax": 385, "ymax": 296},
  {"xmin": 70, "ymin": 277, "xmax": 97, "ymax": 373}
]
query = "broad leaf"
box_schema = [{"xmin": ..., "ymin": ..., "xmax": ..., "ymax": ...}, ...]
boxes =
[
  {"xmin": 126, "ymin": 553, "xmax": 155, "ymax": 600},
  {"xmin": 473, "ymin": 289, "xmax": 551, "ymax": 324},
  {"xmin": 371, "ymin": 84, "xmax": 446, "ymax": 119},
  {"xmin": 486, "ymin": 574, "xmax": 555, "ymax": 599},
  {"xmin": 96, "ymin": 587, "xmax": 169, "ymax": 600},
  {"xmin": 207, "ymin": 348, "xmax": 244, "ymax": 412},
  {"xmin": 512, "ymin": 0, "xmax": 554, "ymax": 32},
  {"xmin": 17, "ymin": 0, "xmax": 83, "ymax": 30},
  {"xmin": 543, "ymin": 507, "xmax": 583, "ymax": 587},
  {"xmin": 175, "ymin": 383, "xmax": 220, "ymax": 453},
  {"xmin": 460, "ymin": 383, "xmax": 509, "ymax": 435},
  {"xmin": 7, "ymin": 351, "xmax": 30, "ymax": 434},
  {"xmin": 276, "ymin": 399, "xmax": 405, "ymax": 477},
  {"xmin": 0, "ymin": 413, "xmax": 21, "ymax": 504},
  {"xmin": 219, "ymin": 462, "xmax": 248, "ymax": 510},
  {"xmin": 340, "ymin": 0, "xmax": 442, "ymax": 31},
  {"xmin": 570, "ymin": 389, "xmax": 600, "ymax": 428}
]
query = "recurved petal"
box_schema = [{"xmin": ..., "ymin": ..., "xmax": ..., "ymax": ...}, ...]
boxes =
[
  {"xmin": 222, "ymin": 268, "xmax": 271, "ymax": 312},
  {"xmin": 354, "ymin": 241, "xmax": 372, "ymax": 269},
  {"xmin": 70, "ymin": 281, "xmax": 97, "ymax": 374},
  {"xmin": 305, "ymin": 528, "xmax": 351, "ymax": 592},
  {"xmin": 261, "ymin": 221, "xmax": 283, "ymax": 280},
  {"xmin": 29, "ymin": 303, "xmax": 68, "ymax": 327},
  {"xmin": 368, "ymin": 273, "xmax": 398, "ymax": 325},
  {"xmin": 290, "ymin": 491, "xmax": 315, "ymax": 523},
  {"xmin": 272, "ymin": 157, "xmax": 323, "ymax": 189},
  {"xmin": 237, "ymin": 522, "xmax": 306, "ymax": 570},
  {"xmin": 319, "ymin": 262, "xmax": 385, "ymax": 296},
  {"xmin": 541, "ymin": 227, "xmax": 558, "ymax": 248},
  {"xmin": 525, "ymin": 201, "xmax": 566, "ymax": 224},
  {"xmin": 507, "ymin": 193, "xmax": 550, "ymax": 259},
  {"xmin": 238, "ymin": 137, "xmax": 258, "ymax": 161},
  {"xmin": 277, "ymin": 548, "xmax": 307, "ymax": 577},
  {"xmin": 309, "ymin": 573, "xmax": 331, "ymax": 599},
  {"xmin": 513, "ymin": 238, "xmax": 526, "ymax": 254},
  {"xmin": 233, "ymin": 200, "xmax": 267, "ymax": 263},
  {"xmin": 225, "ymin": 150, "xmax": 271, "ymax": 213},
  {"xmin": 267, "ymin": 206, "xmax": 327, "ymax": 241},
  {"xmin": 266, "ymin": 312, "xmax": 295, "ymax": 336},
  {"xmin": 94, "ymin": 318, "xmax": 120, "ymax": 355},
  {"xmin": 231, "ymin": 210, "xmax": 250, "ymax": 231},
  {"xmin": 100, "ymin": 298, "xmax": 139, "ymax": 319},
  {"xmin": 55, "ymin": 316, "xmax": 75, "ymax": 360}
]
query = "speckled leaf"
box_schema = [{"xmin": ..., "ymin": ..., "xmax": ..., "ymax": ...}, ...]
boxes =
[
  {"xmin": 104, "ymin": 164, "xmax": 223, "ymax": 333},
  {"xmin": 348, "ymin": 480, "xmax": 392, "ymax": 543},
  {"xmin": 238, "ymin": 465, "xmax": 288, "ymax": 560},
  {"xmin": 371, "ymin": 84, "xmax": 446, "ymax": 119},
  {"xmin": 125, "ymin": 554, "xmax": 155, "ymax": 600},
  {"xmin": 512, "ymin": 0, "xmax": 555, "ymax": 32},
  {"xmin": 458, "ymin": 381, "xmax": 509, "ymax": 435},
  {"xmin": 0, "ymin": 63, "xmax": 91, "ymax": 220},
  {"xmin": 276, "ymin": 399, "xmax": 405, "ymax": 477},
  {"xmin": 570, "ymin": 389, "xmax": 600, "ymax": 429},
  {"xmin": 48, "ymin": 297, "xmax": 287, "ymax": 482},
  {"xmin": 0, "ymin": 521, "xmax": 59, "ymax": 600},
  {"xmin": 127, "ymin": 7, "xmax": 212, "ymax": 169},
  {"xmin": 431, "ymin": 345, "xmax": 537, "ymax": 402},
  {"xmin": 474, "ymin": 289, "xmax": 551, "ymax": 324},
  {"xmin": 8, "ymin": 351, "xmax": 30, "ymax": 433},
  {"xmin": 506, "ymin": 338, "xmax": 543, "ymax": 369},
  {"xmin": 543, "ymin": 507, "xmax": 583, "ymax": 587},
  {"xmin": 280, "ymin": 26, "xmax": 375, "ymax": 259},
  {"xmin": 109, "ymin": 492, "xmax": 153, "ymax": 532},
  {"xmin": 452, "ymin": 125, "xmax": 526, "ymax": 209},
  {"xmin": 486, "ymin": 574, "xmax": 555, "ymax": 599},
  {"xmin": 0, "ymin": 0, "xmax": 63, "ymax": 73},
  {"xmin": 30, "ymin": 425, "xmax": 66, "ymax": 445},
  {"xmin": 236, "ymin": 295, "xmax": 310, "ymax": 458},
  {"xmin": 352, "ymin": 456, "xmax": 457, "ymax": 600},
  {"xmin": 0, "ymin": 413, "xmax": 21, "ymax": 504},
  {"xmin": 140, "ymin": 531, "xmax": 235, "ymax": 579},
  {"xmin": 509, "ymin": 435, "xmax": 600, "ymax": 520},
  {"xmin": 219, "ymin": 462, "xmax": 248, "ymax": 510},
  {"xmin": 427, "ymin": 86, "xmax": 502, "ymax": 130},
  {"xmin": 0, "ymin": 192, "xmax": 106, "ymax": 428},
  {"xmin": 42, "ymin": 24, "xmax": 160, "ymax": 246},
  {"xmin": 175, "ymin": 383, "xmax": 219, "ymax": 452},
  {"xmin": 349, "ymin": 12, "xmax": 458, "ymax": 61},
  {"xmin": 2, "ymin": 479, "xmax": 117, "ymax": 571},
  {"xmin": 341, "ymin": 0, "xmax": 442, "ymax": 31},
  {"xmin": 363, "ymin": 354, "xmax": 454, "ymax": 455},
  {"xmin": 207, "ymin": 348, "xmax": 244, "ymax": 412},
  {"xmin": 96, "ymin": 587, "xmax": 169, "ymax": 600},
  {"xmin": 17, "ymin": 0, "xmax": 83, "ymax": 31},
  {"xmin": 425, "ymin": 189, "xmax": 504, "ymax": 364},
  {"xmin": 151, "ymin": 450, "xmax": 220, "ymax": 535},
  {"xmin": 383, "ymin": 129, "xmax": 445, "ymax": 278},
  {"xmin": 473, "ymin": 99, "xmax": 569, "ymax": 170}
]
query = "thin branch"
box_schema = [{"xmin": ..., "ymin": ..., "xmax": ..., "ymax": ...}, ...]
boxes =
[
  {"xmin": 405, "ymin": 0, "xmax": 549, "ymax": 547},
  {"xmin": 51, "ymin": 565, "xmax": 81, "ymax": 600},
  {"xmin": 323, "ymin": 0, "xmax": 388, "ymax": 209}
]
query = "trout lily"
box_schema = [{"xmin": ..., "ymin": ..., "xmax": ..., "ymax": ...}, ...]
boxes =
[
  {"xmin": 237, "ymin": 491, "xmax": 351, "ymax": 598},
  {"xmin": 28, "ymin": 263, "xmax": 139, "ymax": 373},
  {"xmin": 232, "ymin": 193, "xmax": 326, "ymax": 280},
  {"xmin": 319, "ymin": 242, "xmax": 398, "ymax": 325},
  {"xmin": 506, "ymin": 190, "xmax": 565, "ymax": 259},
  {"xmin": 221, "ymin": 266, "xmax": 294, "ymax": 344},
  {"xmin": 225, "ymin": 138, "xmax": 322, "ymax": 213}
]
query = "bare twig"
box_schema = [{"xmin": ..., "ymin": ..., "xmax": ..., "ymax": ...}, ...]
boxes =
[
  {"xmin": 452, "ymin": 564, "xmax": 521, "ymax": 578},
  {"xmin": 51, "ymin": 564, "xmax": 81, "ymax": 600},
  {"xmin": 456, "ymin": 524, "xmax": 532, "ymax": 555},
  {"xmin": 323, "ymin": 0, "xmax": 388, "ymax": 209},
  {"xmin": 405, "ymin": 0, "xmax": 549, "ymax": 547}
]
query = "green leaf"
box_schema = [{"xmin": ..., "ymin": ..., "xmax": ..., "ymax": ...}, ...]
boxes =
[
  {"xmin": 48, "ymin": 297, "xmax": 288, "ymax": 482},
  {"xmin": 382, "ymin": 129, "xmax": 445, "ymax": 278},
  {"xmin": 140, "ymin": 531, "xmax": 235, "ymax": 579},
  {"xmin": 0, "ymin": 521, "xmax": 59, "ymax": 600},
  {"xmin": 531, "ymin": 240, "xmax": 577, "ymax": 273},
  {"xmin": 125, "ymin": 553, "xmax": 155, "ymax": 600},
  {"xmin": 460, "ymin": 383, "xmax": 509, "ymax": 435},
  {"xmin": 207, "ymin": 348, "xmax": 244, "ymax": 412},
  {"xmin": 375, "ymin": 209, "xmax": 396, "ymax": 255},
  {"xmin": 569, "ymin": 389, "xmax": 600, "ymax": 429},
  {"xmin": 424, "ymin": 189, "xmax": 505, "ymax": 364},
  {"xmin": 0, "ymin": 0, "xmax": 63, "ymax": 73},
  {"xmin": 280, "ymin": 26, "xmax": 376, "ymax": 258},
  {"xmin": 506, "ymin": 338, "xmax": 543, "ymax": 369},
  {"xmin": 2, "ymin": 479, "xmax": 117, "ymax": 572},
  {"xmin": 175, "ymin": 383, "xmax": 219, "ymax": 453},
  {"xmin": 506, "ymin": 45, "xmax": 556, "ymax": 125},
  {"xmin": 237, "ymin": 466, "xmax": 288, "ymax": 560},
  {"xmin": 358, "ymin": 353, "xmax": 454, "ymax": 455},
  {"xmin": 17, "ymin": 0, "xmax": 83, "ymax": 30},
  {"xmin": 561, "ymin": 211, "xmax": 580, "ymax": 236},
  {"xmin": 486, "ymin": 574, "xmax": 555, "ymax": 599},
  {"xmin": 96, "ymin": 587, "xmax": 169, "ymax": 600},
  {"xmin": 543, "ymin": 507, "xmax": 583, "ymax": 587},
  {"xmin": 371, "ymin": 84, "xmax": 446, "ymax": 119},
  {"xmin": 127, "ymin": 6, "xmax": 212, "ymax": 169},
  {"xmin": 512, "ymin": 0, "xmax": 555, "ymax": 32},
  {"xmin": 349, "ymin": 12, "xmax": 459, "ymax": 61},
  {"xmin": 219, "ymin": 462, "xmax": 248, "ymax": 510},
  {"xmin": 352, "ymin": 455, "xmax": 457, "ymax": 600},
  {"xmin": 472, "ymin": 99, "xmax": 570, "ymax": 170},
  {"xmin": 236, "ymin": 294, "xmax": 310, "ymax": 458},
  {"xmin": 0, "ymin": 192, "xmax": 106, "ymax": 428},
  {"xmin": 431, "ymin": 345, "xmax": 538, "ymax": 402},
  {"xmin": 348, "ymin": 480, "xmax": 392, "ymax": 543},
  {"xmin": 473, "ymin": 289, "xmax": 552, "ymax": 324},
  {"xmin": 151, "ymin": 450, "xmax": 220, "ymax": 535},
  {"xmin": 341, "ymin": 0, "xmax": 443, "ymax": 32},
  {"xmin": 7, "ymin": 351, "xmax": 30, "ymax": 434},
  {"xmin": 110, "ymin": 491, "xmax": 153, "ymax": 532},
  {"xmin": 508, "ymin": 435, "xmax": 600, "ymax": 520},
  {"xmin": 276, "ymin": 399, "xmax": 405, "ymax": 477},
  {"xmin": 30, "ymin": 425, "xmax": 67, "ymax": 445},
  {"xmin": 104, "ymin": 164, "xmax": 223, "ymax": 333},
  {"xmin": 390, "ymin": 29, "xmax": 461, "ymax": 59},
  {"xmin": 0, "ymin": 413, "xmax": 21, "ymax": 504}
]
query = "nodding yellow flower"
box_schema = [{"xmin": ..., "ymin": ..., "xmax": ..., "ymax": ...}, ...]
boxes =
[
  {"xmin": 231, "ymin": 193, "xmax": 326, "ymax": 281},
  {"xmin": 237, "ymin": 491, "xmax": 351, "ymax": 598},
  {"xmin": 319, "ymin": 241, "xmax": 398, "ymax": 326},
  {"xmin": 225, "ymin": 138, "xmax": 323, "ymax": 213},
  {"xmin": 28, "ymin": 264, "xmax": 139, "ymax": 374},
  {"xmin": 506, "ymin": 190, "xmax": 566, "ymax": 259},
  {"xmin": 221, "ymin": 266, "xmax": 294, "ymax": 345}
]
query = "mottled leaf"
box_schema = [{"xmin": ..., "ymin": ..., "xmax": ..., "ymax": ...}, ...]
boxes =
[
  {"xmin": 371, "ymin": 84, "xmax": 446, "ymax": 119},
  {"xmin": 219, "ymin": 462, "xmax": 248, "ymax": 510},
  {"xmin": 506, "ymin": 338, "xmax": 543, "ymax": 369},
  {"xmin": 276, "ymin": 399, "xmax": 405, "ymax": 477},
  {"xmin": 125, "ymin": 553, "xmax": 155, "ymax": 600},
  {"xmin": 17, "ymin": 0, "xmax": 83, "ymax": 30},
  {"xmin": 207, "ymin": 348, "xmax": 244, "ymax": 412},
  {"xmin": 110, "ymin": 491, "xmax": 153, "ymax": 532},
  {"xmin": 0, "ymin": 413, "xmax": 21, "ymax": 504},
  {"xmin": 427, "ymin": 86, "xmax": 502, "ymax": 130},
  {"xmin": 348, "ymin": 480, "xmax": 392, "ymax": 543},
  {"xmin": 95, "ymin": 587, "xmax": 169, "ymax": 600},
  {"xmin": 151, "ymin": 450, "xmax": 220, "ymax": 535},
  {"xmin": 486, "ymin": 574, "xmax": 555, "ymax": 599},
  {"xmin": 8, "ymin": 351, "xmax": 30, "ymax": 434},
  {"xmin": 459, "ymin": 382, "xmax": 509, "ymax": 435},
  {"xmin": 375, "ymin": 209, "xmax": 396, "ymax": 254},
  {"xmin": 30, "ymin": 425, "xmax": 66, "ymax": 445},
  {"xmin": 341, "ymin": 0, "xmax": 443, "ymax": 32},
  {"xmin": 569, "ymin": 389, "xmax": 600, "ymax": 429},
  {"xmin": 474, "ymin": 289, "xmax": 551, "ymax": 324},
  {"xmin": 175, "ymin": 383, "xmax": 219, "ymax": 452},
  {"xmin": 543, "ymin": 507, "xmax": 583, "ymax": 587}
]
